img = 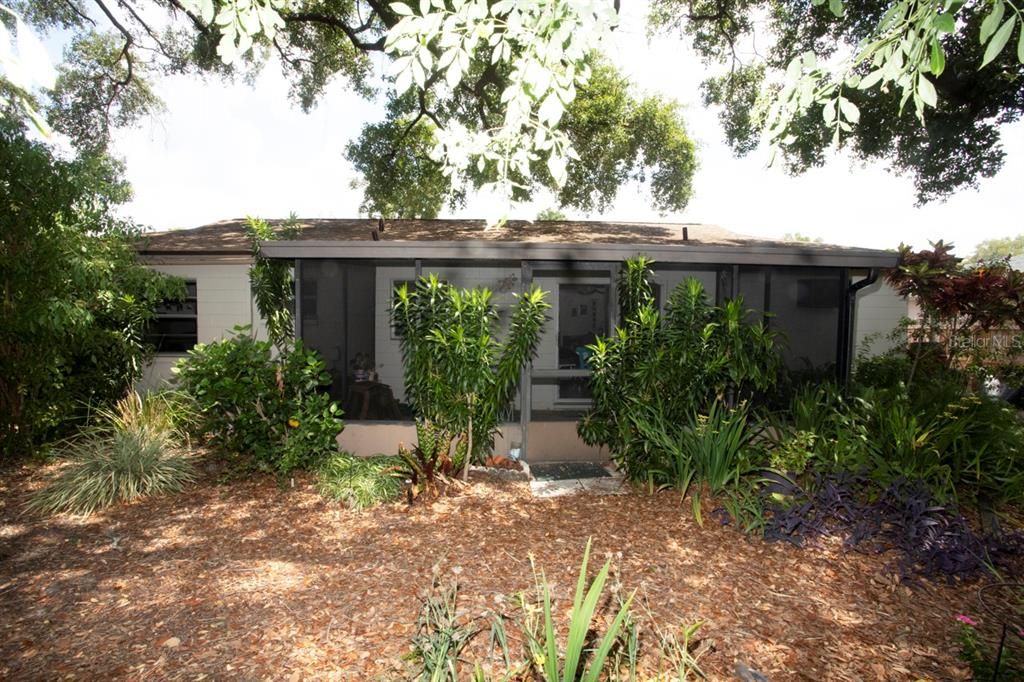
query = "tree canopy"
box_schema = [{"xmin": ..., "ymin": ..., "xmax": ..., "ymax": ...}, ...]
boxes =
[
  {"xmin": 0, "ymin": 118, "xmax": 182, "ymax": 455},
  {"xmin": 3, "ymin": 0, "xmax": 696, "ymax": 216},
  {"xmin": 972, "ymin": 234, "xmax": 1024, "ymax": 261},
  {"xmin": 652, "ymin": 0, "xmax": 1024, "ymax": 204},
  {"xmin": 3, "ymin": 0, "xmax": 1022, "ymax": 214}
]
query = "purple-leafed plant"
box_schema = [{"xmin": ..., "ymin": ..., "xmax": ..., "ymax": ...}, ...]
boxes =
[{"xmin": 759, "ymin": 471, "xmax": 1023, "ymax": 582}]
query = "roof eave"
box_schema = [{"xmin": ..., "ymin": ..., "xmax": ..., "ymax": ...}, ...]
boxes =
[{"xmin": 259, "ymin": 239, "xmax": 898, "ymax": 269}]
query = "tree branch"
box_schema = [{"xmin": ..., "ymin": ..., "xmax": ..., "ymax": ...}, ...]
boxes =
[
  {"xmin": 283, "ymin": 12, "xmax": 386, "ymax": 51},
  {"xmin": 92, "ymin": 0, "xmax": 134, "ymax": 88}
]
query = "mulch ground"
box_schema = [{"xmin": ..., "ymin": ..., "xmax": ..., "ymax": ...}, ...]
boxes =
[{"xmin": 0, "ymin": 463, "xmax": 1012, "ymax": 680}]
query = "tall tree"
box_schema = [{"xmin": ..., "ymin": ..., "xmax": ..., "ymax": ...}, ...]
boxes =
[
  {"xmin": 345, "ymin": 57, "xmax": 697, "ymax": 217},
  {"xmin": 4, "ymin": 0, "xmax": 697, "ymax": 215},
  {"xmin": 0, "ymin": 118, "xmax": 181, "ymax": 456},
  {"xmin": 972, "ymin": 234, "xmax": 1024, "ymax": 261},
  {"xmin": 651, "ymin": 0, "xmax": 1024, "ymax": 204},
  {"xmin": 8, "ymin": 0, "xmax": 1020, "ymax": 211}
]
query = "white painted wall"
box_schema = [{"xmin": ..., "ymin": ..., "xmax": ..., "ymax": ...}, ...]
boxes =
[
  {"xmin": 853, "ymin": 279, "xmax": 909, "ymax": 361},
  {"xmin": 138, "ymin": 261, "xmax": 268, "ymax": 391}
]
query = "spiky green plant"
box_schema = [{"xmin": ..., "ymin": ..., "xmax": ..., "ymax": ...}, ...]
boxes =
[
  {"xmin": 28, "ymin": 424, "xmax": 194, "ymax": 516},
  {"xmin": 28, "ymin": 390, "xmax": 196, "ymax": 515},
  {"xmin": 316, "ymin": 453, "xmax": 403, "ymax": 510},
  {"xmin": 521, "ymin": 539, "xmax": 636, "ymax": 682},
  {"xmin": 409, "ymin": 578, "xmax": 480, "ymax": 682},
  {"xmin": 398, "ymin": 420, "xmax": 462, "ymax": 501},
  {"xmin": 393, "ymin": 275, "xmax": 549, "ymax": 480}
]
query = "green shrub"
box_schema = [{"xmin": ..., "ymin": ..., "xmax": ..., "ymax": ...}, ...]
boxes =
[
  {"xmin": 173, "ymin": 327, "xmax": 343, "ymax": 475},
  {"xmin": 580, "ymin": 257, "xmax": 778, "ymax": 481},
  {"xmin": 768, "ymin": 430, "xmax": 816, "ymax": 475},
  {"xmin": 28, "ymin": 392, "xmax": 195, "ymax": 515},
  {"xmin": 774, "ymin": 380, "xmax": 1024, "ymax": 508},
  {"xmin": 859, "ymin": 390, "xmax": 1024, "ymax": 507},
  {"xmin": 317, "ymin": 453, "xmax": 402, "ymax": 510},
  {"xmin": 393, "ymin": 275, "xmax": 548, "ymax": 478},
  {"xmin": 0, "ymin": 119, "xmax": 185, "ymax": 456}
]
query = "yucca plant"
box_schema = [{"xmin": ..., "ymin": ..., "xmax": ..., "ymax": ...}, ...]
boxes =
[
  {"xmin": 28, "ymin": 417, "xmax": 195, "ymax": 516},
  {"xmin": 521, "ymin": 539, "xmax": 636, "ymax": 682}
]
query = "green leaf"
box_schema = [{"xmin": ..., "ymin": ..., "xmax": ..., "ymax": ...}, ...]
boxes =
[
  {"xmin": 828, "ymin": 0, "xmax": 844, "ymax": 18},
  {"xmin": 930, "ymin": 39, "xmax": 946, "ymax": 75},
  {"xmin": 980, "ymin": 2, "xmax": 1006, "ymax": 44},
  {"xmin": 838, "ymin": 97, "xmax": 860, "ymax": 124},
  {"xmin": 1019, "ymin": 20, "xmax": 1024, "ymax": 63},
  {"xmin": 581, "ymin": 590, "xmax": 636, "ymax": 682},
  {"xmin": 982, "ymin": 17, "xmax": 1017, "ymax": 67},
  {"xmin": 918, "ymin": 76, "xmax": 938, "ymax": 108},
  {"xmin": 933, "ymin": 13, "xmax": 955, "ymax": 34}
]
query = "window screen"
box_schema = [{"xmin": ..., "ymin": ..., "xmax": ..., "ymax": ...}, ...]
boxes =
[{"xmin": 147, "ymin": 281, "xmax": 198, "ymax": 353}]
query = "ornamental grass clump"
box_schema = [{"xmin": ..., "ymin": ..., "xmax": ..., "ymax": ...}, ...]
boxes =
[
  {"xmin": 316, "ymin": 453, "xmax": 403, "ymax": 510},
  {"xmin": 28, "ymin": 392, "xmax": 196, "ymax": 516}
]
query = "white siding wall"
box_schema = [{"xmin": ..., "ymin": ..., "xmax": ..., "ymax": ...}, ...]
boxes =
[
  {"xmin": 853, "ymin": 279, "xmax": 909, "ymax": 360},
  {"xmin": 139, "ymin": 262, "xmax": 268, "ymax": 391}
]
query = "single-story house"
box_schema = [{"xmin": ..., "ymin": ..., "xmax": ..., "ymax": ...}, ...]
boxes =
[{"xmin": 137, "ymin": 218, "xmax": 905, "ymax": 462}]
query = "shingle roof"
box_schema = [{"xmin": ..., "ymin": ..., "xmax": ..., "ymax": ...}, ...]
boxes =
[{"xmin": 136, "ymin": 218, "xmax": 872, "ymax": 255}]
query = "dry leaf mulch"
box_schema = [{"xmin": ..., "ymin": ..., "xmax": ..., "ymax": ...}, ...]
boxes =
[{"xmin": 0, "ymin": 464, "xmax": 996, "ymax": 680}]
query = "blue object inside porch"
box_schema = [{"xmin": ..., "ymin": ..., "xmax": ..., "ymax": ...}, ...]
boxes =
[{"xmin": 529, "ymin": 461, "xmax": 611, "ymax": 481}]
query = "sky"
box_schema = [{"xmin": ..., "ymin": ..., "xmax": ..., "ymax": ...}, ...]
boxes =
[{"xmin": 97, "ymin": 2, "xmax": 1023, "ymax": 257}]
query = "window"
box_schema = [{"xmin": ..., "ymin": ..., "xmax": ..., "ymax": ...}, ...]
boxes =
[
  {"xmin": 147, "ymin": 281, "xmax": 198, "ymax": 353},
  {"xmin": 558, "ymin": 283, "xmax": 610, "ymax": 400}
]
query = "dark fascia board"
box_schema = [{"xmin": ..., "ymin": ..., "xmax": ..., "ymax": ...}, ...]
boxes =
[{"xmin": 259, "ymin": 239, "xmax": 898, "ymax": 269}]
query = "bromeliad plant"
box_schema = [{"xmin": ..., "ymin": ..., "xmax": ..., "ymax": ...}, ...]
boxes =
[
  {"xmin": 393, "ymin": 275, "xmax": 548, "ymax": 481},
  {"xmin": 580, "ymin": 256, "xmax": 778, "ymax": 482}
]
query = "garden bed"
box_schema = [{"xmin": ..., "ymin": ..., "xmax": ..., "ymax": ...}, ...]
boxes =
[{"xmin": 0, "ymin": 464, "xmax": 998, "ymax": 680}]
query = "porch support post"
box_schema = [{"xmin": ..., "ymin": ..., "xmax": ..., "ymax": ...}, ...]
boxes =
[
  {"xmin": 520, "ymin": 260, "xmax": 533, "ymax": 462},
  {"xmin": 293, "ymin": 259, "xmax": 302, "ymax": 339},
  {"xmin": 608, "ymin": 261, "xmax": 619, "ymax": 329}
]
